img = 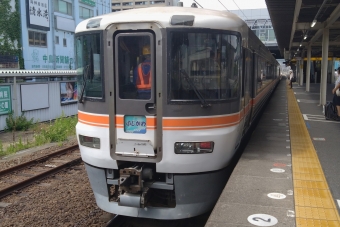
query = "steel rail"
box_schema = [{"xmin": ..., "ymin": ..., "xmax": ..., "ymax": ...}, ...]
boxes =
[
  {"xmin": 0, "ymin": 157, "xmax": 82, "ymax": 199},
  {"xmin": 0, "ymin": 144, "xmax": 79, "ymax": 177},
  {"xmin": 106, "ymin": 215, "xmax": 128, "ymax": 227}
]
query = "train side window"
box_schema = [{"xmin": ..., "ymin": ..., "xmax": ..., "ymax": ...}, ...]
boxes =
[
  {"xmin": 221, "ymin": 34, "xmax": 241, "ymax": 99},
  {"xmin": 75, "ymin": 33, "xmax": 103, "ymax": 100}
]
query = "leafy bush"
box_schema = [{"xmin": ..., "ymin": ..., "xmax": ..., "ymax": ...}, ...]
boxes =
[
  {"xmin": 5, "ymin": 112, "xmax": 34, "ymax": 131},
  {"xmin": 0, "ymin": 114, "xmax": 78, "ymax": 157},
  {"xmin": 34, "ymin": 113, "xmax": 77, "ymax": 144}
]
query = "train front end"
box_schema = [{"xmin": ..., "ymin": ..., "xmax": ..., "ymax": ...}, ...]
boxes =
[{"xmin": 75, "ymin": 8, "xmax": 247, "ymax": 219}]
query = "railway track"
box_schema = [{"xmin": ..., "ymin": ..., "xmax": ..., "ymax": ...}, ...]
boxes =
[{"xmin": 0, "ymin": 144, "xmax": 81, "ymax": 199}]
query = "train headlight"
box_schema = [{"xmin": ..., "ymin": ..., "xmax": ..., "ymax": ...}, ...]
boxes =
[
  {"xmin": 174, "ymin": 142, "xmax": 214, "ymax": 154},
  {"xmin": 79, "ymin": 135, "xmax": 100, "ymax": 149}
]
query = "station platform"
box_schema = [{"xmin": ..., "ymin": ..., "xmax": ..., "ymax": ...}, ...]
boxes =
[{"xmin": 206, "ymin": 79, "xmax": 340, "ymax": 227}]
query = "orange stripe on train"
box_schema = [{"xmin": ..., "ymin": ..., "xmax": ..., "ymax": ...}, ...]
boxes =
[
  {"xmin": 163, "ymin": 113, "xmax": 240, "ymax": 128},
  {"xmin": 78, "ymin": 111, "xmax": 109, "ymax": 125},
  {"xmin": 79, "ymin": 112, "xmax": 242, "ymax": 129}
]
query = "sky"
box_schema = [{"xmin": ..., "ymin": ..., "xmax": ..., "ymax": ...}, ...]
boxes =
[{"xmin": 180, "ymin": 0, "xmax": 267, "ymax": 10}]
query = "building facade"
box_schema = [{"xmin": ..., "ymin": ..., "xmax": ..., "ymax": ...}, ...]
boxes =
[
  {"xmin": 230, "ymin": 8, "xmax": 276, "ymax": 45},
  {"xmin": 20, "ymin": 0, "xmax": 111, "ymax": 70}
]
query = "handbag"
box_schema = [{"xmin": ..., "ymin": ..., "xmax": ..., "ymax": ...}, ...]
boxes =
[{"xmin": 291, "ymin": 77, "xmax": 296, "ymax": 82}]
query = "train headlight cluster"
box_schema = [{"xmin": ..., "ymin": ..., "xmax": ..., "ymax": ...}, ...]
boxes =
[
  {"xmin": 79, "ymin": 135, "xmax": 100, "ymax": 149},
  {"xmin": 174, "ymin": 142, "xmax": 214, "ymax": 154}
]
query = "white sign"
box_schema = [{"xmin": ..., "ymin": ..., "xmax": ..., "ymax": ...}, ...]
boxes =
[
  {"xmin": 28, "ymin": 0, "xmax": 50, "ymax": 29},
  {"xmin": 270, "ymin": 168, "xmax": 285, "ymax": 173},
  {"xmin": 267, "ymin": 193, "xmax": 286, "ymax": 200},
  {"xmin": 247, "ymin": 214, "xmax": 278, "ymax": 226},
  {"xmin": 55, "ymin": 16, "xmax": 76, "ymax": 32}
]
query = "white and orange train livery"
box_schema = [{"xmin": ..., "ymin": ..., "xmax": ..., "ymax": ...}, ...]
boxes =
[{"xmin": 75, "ymin": 6, "xmax": 280, "ymax": 220}]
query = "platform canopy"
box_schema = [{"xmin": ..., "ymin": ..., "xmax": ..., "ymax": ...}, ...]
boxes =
[{"xmin": 265, "ymin": 0, "xmax": 340, "ymax": 60}]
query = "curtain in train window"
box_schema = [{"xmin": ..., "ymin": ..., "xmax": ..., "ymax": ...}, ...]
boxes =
[{"xmin": 169, "ymin": 31, "xmax": 241, "ymax": 101}]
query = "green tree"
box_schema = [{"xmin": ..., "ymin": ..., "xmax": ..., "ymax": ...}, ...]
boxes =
[{"xmin": 0, "ymin": 0, "xmax": 24, "ymax": 69}]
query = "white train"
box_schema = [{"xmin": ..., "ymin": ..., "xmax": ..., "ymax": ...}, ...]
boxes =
[{"xmin": 75, "ymin": 6, "xmax": 280, "ymax": 220}]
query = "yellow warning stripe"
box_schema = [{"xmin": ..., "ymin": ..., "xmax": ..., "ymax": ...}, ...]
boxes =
[{"xmin": 288, "ymin": 88, "xmax": 340, "ymax": 226}]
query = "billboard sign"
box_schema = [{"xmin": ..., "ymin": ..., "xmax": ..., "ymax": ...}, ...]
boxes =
[
  {"xmin": 26, "ymin": 0, "xmax": 50, "ymax": 31},
  {"xmin": 60, "ymin": 82, "xmax": 77, "ymax": 105}
]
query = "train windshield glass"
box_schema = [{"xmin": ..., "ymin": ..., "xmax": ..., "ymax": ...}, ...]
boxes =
[
  {"xmin": 75, "ymin": 33, "xmax": 103, "ymax": 100},
  {"xmin": 169, "ymin": 31, "xmax": 241, "ymax": 101}
]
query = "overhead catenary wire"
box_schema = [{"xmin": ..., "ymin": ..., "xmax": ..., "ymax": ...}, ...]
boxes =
[
  {"xmin": 193, "ymin": 0, "xmax": 204, "ymax": 8},
  {"xmin": 232, "ymin": 0, "xmax": 248, "ymax": 20},
  {"xmin": 217, "ymin": 0, "xmax": 230, "ymax": 12}
]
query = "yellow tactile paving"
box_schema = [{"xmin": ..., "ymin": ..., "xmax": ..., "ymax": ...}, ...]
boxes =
[
  {"xmin": 287, "ymin": 88, "xmax": 340, "ymax": 226},
  {"xmin": 293, "ymin": 173, "xmax": 326, "ymax": 182},
  {"xmin": 297, "ymin": 218, "xmax": 340, "ymax": 227},
  {"xmin": 294, "ymin": 180, "xmax": 328, "ymax": 190}
]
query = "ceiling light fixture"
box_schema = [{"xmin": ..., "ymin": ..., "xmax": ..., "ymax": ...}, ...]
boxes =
[
  {"xmin": 311, "ymin": 19, "xmax": 317, "ymax": 27},
  {"xmin": 304, "ymin": 35, "xmax": 307, "ymax": 40},
  {"xmin": 299, "ymin": 44, "xmax": 302, "ymax": 47}
]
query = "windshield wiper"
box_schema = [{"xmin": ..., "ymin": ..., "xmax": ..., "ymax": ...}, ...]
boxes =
[
  {"xmin": 79, "ymin": 65, "xmax": 89, "ymax": 103},
  {"xmin": 180, "ymin": 69, "xmax": 211, "ymax": 108}
]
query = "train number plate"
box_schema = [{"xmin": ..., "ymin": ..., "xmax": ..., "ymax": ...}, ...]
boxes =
[{"xmin": 124, "ymin": 115, "xmax": 146, "ymax": 134}]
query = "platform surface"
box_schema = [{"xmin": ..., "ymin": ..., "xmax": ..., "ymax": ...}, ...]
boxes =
[{"xmin": 206, "ymin": 79, "xmax": 340, "ymax": 227}]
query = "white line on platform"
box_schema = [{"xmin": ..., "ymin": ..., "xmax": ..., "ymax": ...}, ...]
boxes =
[
  {"xmin": 303, "ymin": 114, "xmax": 308, "ymax": 120},
  {"xmin": 337, "ymin": 200, "xmax": 340, "ymax": 209},
  {"xmin": 303, "ymin": 114, "xmax": 340, "ymax": 123}
]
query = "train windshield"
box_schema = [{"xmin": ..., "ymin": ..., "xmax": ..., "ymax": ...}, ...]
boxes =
[
  {"xmin": 75, "ymin": 33, "xmax": 103, "ymax": 100},
  {"xmin": 169, "ymin": 31, "xmax": 241, "ymax": 101}
]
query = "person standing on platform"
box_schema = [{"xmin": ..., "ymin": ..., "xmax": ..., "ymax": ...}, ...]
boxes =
[
  {"xmin": 332, "ymin": 68, "xmax": 340, "ymax": 117},
  {"xmin": 334, "ymin": 69, "xmax": 339, "ymax": 84},
  {"xmin": 289, "ymin": 70, "xmax": 294, "ymax": 89}
]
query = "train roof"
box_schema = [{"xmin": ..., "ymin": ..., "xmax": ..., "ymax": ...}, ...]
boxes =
[{"xmin": 75, "ymin": 7, "xmax": 248, "ymax": 34}]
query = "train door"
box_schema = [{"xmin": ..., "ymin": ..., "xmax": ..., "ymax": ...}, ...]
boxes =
[{"xmin": 113, "ymin": 32, "xmax": 158, "ymax": 159}]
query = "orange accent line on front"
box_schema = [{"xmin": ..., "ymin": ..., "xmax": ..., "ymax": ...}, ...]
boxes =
[
  {"xmin": 78, "ymin": 111, "xmax": 109, "ymax": 125},
  {"xmin": 79, "ymin": 112, "xmax": 242, "ymax": 130},
  {"xmin": 78, "ymin": 119, "xmax": 109, "ymax": 128},
  {"xmin": 163, "ymin": 113, "xmax": 240, "ymax": 128}
]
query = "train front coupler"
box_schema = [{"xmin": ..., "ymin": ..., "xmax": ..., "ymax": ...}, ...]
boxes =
[{"xmin": 118, "ymin": 165, "xmax": 153, "ymax": 208}]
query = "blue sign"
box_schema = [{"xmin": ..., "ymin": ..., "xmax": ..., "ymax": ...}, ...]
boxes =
[
  {"xmin": 0, "ymin": 55, "xmax": 18, "ymax": 63},
  {"xmin": 124, "ymin": 115, "xmax": 146, "ymax": 134}
]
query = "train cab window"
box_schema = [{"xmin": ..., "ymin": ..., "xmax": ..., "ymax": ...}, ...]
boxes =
[
  {"xmin": 75, "ymin": 33, "xmax": 103, "ymax": 100},
  {"xmin": 116, "ymin": 34, "xmax": 153, "ymax": 100},
  {"xmin": 169, "ymin": 30, "xmax": 241, "ymax": 102}
]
